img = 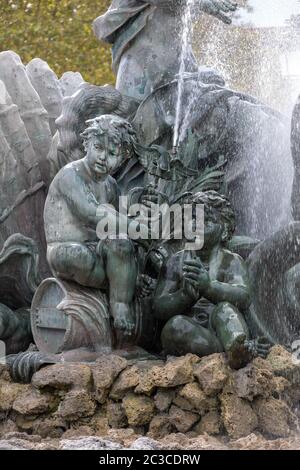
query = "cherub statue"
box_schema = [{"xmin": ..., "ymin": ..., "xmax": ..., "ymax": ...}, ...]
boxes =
[
  {"xmin": 44, "ymin": 114, "xmax": 156, "ymax": 339},
  {"xmin": 151, "ymin": 190, "xmax": 271, "ymax": 368}
]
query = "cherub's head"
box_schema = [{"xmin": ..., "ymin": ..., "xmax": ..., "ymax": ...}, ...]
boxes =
[
  {"xmin": 189, "ymin": 190, "xmax": 235, "ymax": 249},
  {"xmin": 81, "ymin": 114, "xmax": 137, "ymax": 177}
]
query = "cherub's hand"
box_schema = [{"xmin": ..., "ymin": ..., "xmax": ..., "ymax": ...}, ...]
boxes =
[
  {"xmin": 182, "ymin": 259, "xmax": 210, "ymax": 301},
  {"xmin": 137, "ymin": 274, "xmax": 157, "ymax": 298},
  {"xmin": 148, "ymin": 250, "xmax": 165, "ymax": 274},
  {"xmin": 183, "ymin": 258, "xmax": 210, "ymax": 296},
  {"xmin": 182, "ymin": 274, "xmax": 199, "ymax": 302},
  {"xmin": 199, "ymin": 0, "xmax": 238, "ymax": 24},
  {"xmin": 140, "ymin": 186, "xmax": 168, "ymax": 208},
  {"xmin": 140, "ymin": 186, "xmax": 160, "ymax": 208}
]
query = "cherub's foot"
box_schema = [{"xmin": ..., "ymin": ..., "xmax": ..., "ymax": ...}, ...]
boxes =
[
  {"xmin": 227, "ymin": 335, "xmax": 272, "ymax": 369},
  {"xmin": 111, "ymin": 302, "xmax": 136, "ymax": 338},
  {"xmin": 244, "ymin": 337, "xmax": 272, "ymax": 359}
]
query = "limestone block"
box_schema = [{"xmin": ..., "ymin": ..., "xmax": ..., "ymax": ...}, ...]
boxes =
[
  {"xmin": 91, "ymin": 355, "xmax": 127, "ymax": 404},
  {"xmin": 220, "ymin": 393, "xmax": 258, "ymax": 439},
  {"xmin": 122, "ymin": 393, "xmax": 155, "ymax": 426},
  {"xmin": 168, "ymin": 405, "xmax": 199, "ymax": 433},
  {"xmin": 194, "ymin": 354, "xmax": 231, "ymax": 396},
  {"xmin": 32, "ymin": 363, "xmax": 92, "ymax": 391}
]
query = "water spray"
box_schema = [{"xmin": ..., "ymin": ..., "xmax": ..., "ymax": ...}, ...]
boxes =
[{"xmin": 173, "ymin": 0, "xmax": 195, "ymax": 149}]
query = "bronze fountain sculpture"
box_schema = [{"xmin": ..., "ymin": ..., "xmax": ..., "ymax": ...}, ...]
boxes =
[{"xmin": 0, "ymin": 0, "xmax": 300, "ymax": 383}]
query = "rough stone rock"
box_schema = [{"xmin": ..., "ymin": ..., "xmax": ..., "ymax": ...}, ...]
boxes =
[
  {"xmin": 143, "ymin": 355, "xmax": 199, "ymax": 390},
  {"xmin": 287, "ymin": 384, "xmax": 300, "ymax": 405},
  {"xmin": 60, "ymin": 436, "xmax": 123, "ymax": 450},
  {"xmin": 0, "ymin": 419, "xmax": 18, "ymax": 437},
  {"xmin": 251, "ymin": 357, "xmax": 273, "ymax": 371},
  {"xmin": 129, "ymin": 437, "xmax": 161, "ymax": 450},
  {"xmin": 91, "ymin": 355, "xmax": 127, "ymax": 404},
  {"xmin": 229, "ymin": 363, "xmax": 274, "ymax": 401},
  {"xmin": 13, "ymin": 388, "xmax": 56, "ymax": 415},
  {"xmin": 193, "ymin": 354, "xmax": 231, "ymax": 396},
  {"xmin": 88, "ymin": 411, "xmax": 109, "ymax": 436},
  {"xmin": 109, "ymin": 360, "xmax": 163, "ymax": 399},
  {"xmin": 105, "ymin": 428, "xmax": 142, "ymax": 447},
  {"xmin": 0, "ymin": 364, "xmax": 10, "ymax": 381},
  {"xmin": 56, "ymin": 390, "xmax": 96, "ymax": 421},
  {"xmin": 193, "ymin": 411, "xmax": 222, "ymax": 436},
  {"xmin": 253, "ymin": 397, "xmax": 294, "ymax": 438},
  {"xmin": 32, "ymin": 364, "xmax": 92, "ymax": 391},
  {"xmin": 134, "ymin": 360, "xmax": 165, "ymax": 395},
  {"xmin": 32, "ymin": 417, "xmax": 66, "ymax": 439},
  {"xmin": 14, "ymin": 413, "xmax": 66, "ymax": 438},
  {"xmin": 229, "ymin": 433, "xmax": 267, "ymax": 450},
  {"xmin": 220, "ymin": 393, "xmax": 258, "ymax": 439},
  {"xmin": 106, "ymin": 401, "xmax": 127, "ymax": 428},
  {"xmin": 0, "ymin": 439, "xmax": 31, "ymax": 450},
  {"xmin": 62, "ymin": 426, "xmax": 95, "ymax": 439},
  {"xmin": 168, "ymin": 405, "xmax": 199, "ymax": 433},
  {"xmin": 266, "ymin": 346, "xmax": 300, "ymax": 383},
  {"xmin": 109, "ymin": 365, "xmax": 140, "ymax": 400},
  {"xmin": 178, "ymin": 382, "xmax": 218, "ymax": 415},
  {"xmin": 154, "ymin": 388, "xmax": 175, "ymax": 412},
  {"xmin": 260, "ymin": 437, "xmax": 300, "ymax": 451},
  {"xmin": 122, "ymin": 393, "xmax": 155, "ymax": 426},
  {"xmin": 272, "ymin": 376, "xmax": 291, "ymax": 399},
  {"xmin": 15, "ymin": 415, "xmax": 41, "ymax": 433},
  {"xmin": 160, "ymin": 432, "xmax": 228, "ymax": 450},
  {"xmin": 172, "ymin": 395, "xmax": 195, "ymax": 411},
  {"xmin": 0, "ymin": 380, "xmax": 27, "ymax": 411},
  {"xmin": 230, "ymin": 433, "xmax": 300, "ymax": 451},
  {"xmin": 4, "ymin": 432, "xmax": 42, "ymax": 443},
  {"xmin": 148, "ymin": 414, "xmax": 174, "ymax": 439}
]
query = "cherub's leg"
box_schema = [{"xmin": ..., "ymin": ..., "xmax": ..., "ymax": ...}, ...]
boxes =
[
  {"xmin": 211, "ymin": 302, "xmax": 250, "ymax": 354},
  {"xmin": 101, "ymin": 237, "xmax": 137, "ymax": 338},
  {"xmin": 47, "ymin": 243, "xmax": 106, "ymax": 288},
  {"xmin": 211, "ymin": 302, "xmax": 271, "ymax": 369},
  {"xmin": 161, "ymin": 315, "xmax": 223, "ymax": 357}
]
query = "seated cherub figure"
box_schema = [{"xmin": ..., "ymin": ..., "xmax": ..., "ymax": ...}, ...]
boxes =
[
  {"xmin": 152, "ymin": 191, "xmax": 270, "ymax": 368},
  {"xmin": 44, "ymin": 114, "xmax": 153, "ymax": 339}
]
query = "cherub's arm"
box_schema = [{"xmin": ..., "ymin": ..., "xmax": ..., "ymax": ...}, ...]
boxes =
[
  {"xmin": 57, "ymin": 169, "xmax": 149, "ymax": 238},
  {"xmin": 204, "ymin": 253, "xmax": 251, "ymax": 310},
  {"xmin": 57, "ymin": 169, "xmax": 103, "ymax": 226},
  {"xmin": 152, "ymin": 256, "xmax": 197, "ymax": 320}
]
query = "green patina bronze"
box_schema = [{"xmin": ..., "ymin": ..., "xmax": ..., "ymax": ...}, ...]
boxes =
[{"xmin": 2, "ymin": 1, "xmax": 300, "ymax": 383}]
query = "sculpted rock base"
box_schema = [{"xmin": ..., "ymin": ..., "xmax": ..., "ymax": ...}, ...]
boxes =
[{"xmin": 0, "ymin": 347, "xmax": 299, "ymax": 446}]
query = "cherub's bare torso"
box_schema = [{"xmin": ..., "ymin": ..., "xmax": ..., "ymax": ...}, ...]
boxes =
[{"xmin": 44, "ymin": 160, "xmax": 119, "ymax": 245}]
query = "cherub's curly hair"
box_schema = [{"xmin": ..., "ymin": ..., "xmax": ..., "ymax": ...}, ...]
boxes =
[
  {"xmin": 189, "ymin": 190, "xmax": 236, "ymax": 241},
  {"xmin": 81, "ymin": 114, "xmax": 137, "ymax": 156}
]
